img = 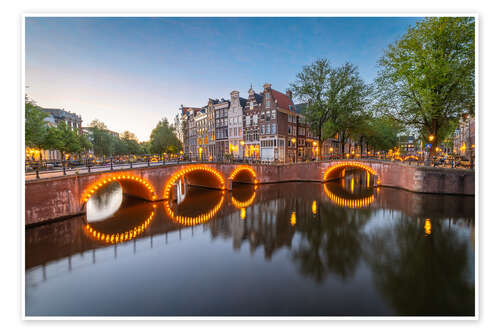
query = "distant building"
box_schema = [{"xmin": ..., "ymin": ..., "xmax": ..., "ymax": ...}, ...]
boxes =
[
  {"xmin": 180, "ymin": 105, "xmax": 202, "ymax": 160},
  {"xmin": 453, "ymin": 113, "xmax": 475, "ymax": 161},
  {"xmin": 398, "ymin": 135, "xmax": 416, "ymax": 154},
  {"xmin": 39, "ymin": 107, "xmax": 83, "ymax": 161}
]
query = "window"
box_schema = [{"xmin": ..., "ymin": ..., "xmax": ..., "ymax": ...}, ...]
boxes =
[
  {"xmin": 260, "ymin": 112, "xmax": 265, "ymax": 120},
  {"xmin": 266, "ymin": 124, "xmax": 270, "ymax": 134},
  {"xmin": 261, "ymin": 125, "xmax": 265, "ymax": 134},
  {"xmin": 265, "ymin": 92, "xmax": 270, "ymax": 99},
  {"xmin": 266, "ymin": 111, "xmax": 270, "ymax": 121},
  {"xmin": 250, "ymin": 101, "xmax": 254, "ymax": 110},
  {"xmin": 253, "ymin": 114, "xmax": 258, "ymax": 124},
  {"xmin": 246, "ymin": 115, "xmax": 250, "ymax": 125},
  {"xmin": 272, "ymin": 110, "xmax": 276, "ymax": 119},
  {"xmin": 266, "ymin": 100, "xmax": 270, "ymax": 108},
  {"xmin": 239, "ymin": 128, "xmax": 242, "ymax": 136},
  {"xmin": 288, "ymin": 125, "xmax": 291, "ymax": 134},
  {"xmin": 271, "ymin": 123, "xmax": 276, "ymax": 134}
]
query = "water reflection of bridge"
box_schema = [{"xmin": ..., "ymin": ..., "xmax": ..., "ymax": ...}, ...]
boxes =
[{"xmin": 26, "ymin": 181, "xmax": 474, "ymax": 285}]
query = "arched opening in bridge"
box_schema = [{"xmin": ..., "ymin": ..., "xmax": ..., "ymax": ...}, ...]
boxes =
[
  {"xmin": 229, "ymin": 166, "xmax": 258, "ymax": 184},
  {"xmin": 322, "ymin": 161, "xmax": 378, "ymax": 185},
  {"xmin": 163, "ymin": 165, "xmax": 225, "ymax": 201},
  {"xmin": 82, "ymin": 173, "xmax": 158, "ymax": 205},
  {"xmin": 164, "ymin": 189, "xmax": 225, "ymax": 226}
]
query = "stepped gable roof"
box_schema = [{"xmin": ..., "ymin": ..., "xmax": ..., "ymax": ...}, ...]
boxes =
[{"xmin": 271, "ymin": 89, "xmax": 296, "ymax": 112}]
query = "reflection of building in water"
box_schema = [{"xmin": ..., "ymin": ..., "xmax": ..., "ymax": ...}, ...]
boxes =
[{"xmin": 210, "ymin": 183, "xmax": 305, "ymax": 260}]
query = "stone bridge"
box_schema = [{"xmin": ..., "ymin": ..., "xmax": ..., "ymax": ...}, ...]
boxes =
[{"xmin": 25, "ymin": 160, "xmax": 474, "ymax": 225}]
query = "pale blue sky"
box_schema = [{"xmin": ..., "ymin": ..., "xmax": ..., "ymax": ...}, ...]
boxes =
[{"xmin": 25, "ymin": 17, "xmax": 422, "ymax": 141}]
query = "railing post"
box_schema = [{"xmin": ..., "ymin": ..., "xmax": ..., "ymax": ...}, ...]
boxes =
[
  {"xmin": 147, "ymin": 157, "xmax": 150, "ymax": 167},
  {"xmin": 63, "ymin": 161, "xmax": 66, "ymax": 176},
  {"xmin": 36, "ymin": 167, "xmax": 40, "ymax": 179},
  {"xmin": 110, "ymin": 156, "xmax": 113, "ymax": 171}
]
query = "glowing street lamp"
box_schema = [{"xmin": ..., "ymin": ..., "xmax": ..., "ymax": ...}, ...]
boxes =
[{"xmin": 428, "ymin": 134, "xmax": 435, "ymax": 142}]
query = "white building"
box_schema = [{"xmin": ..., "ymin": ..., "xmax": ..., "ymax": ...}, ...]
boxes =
[{"xmin": 228, "ymin": 91, "xmax": 246, "ymax": 159}]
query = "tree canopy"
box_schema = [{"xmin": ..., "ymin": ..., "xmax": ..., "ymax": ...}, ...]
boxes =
[
  {"xmin": 374, "ymin": 17, "xmax": 475, "ymax": 157},
  {"xmin": 149, "ymin": 118, "xmax": 182, "ymax": 154}
]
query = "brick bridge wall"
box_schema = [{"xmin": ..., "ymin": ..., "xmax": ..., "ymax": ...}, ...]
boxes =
[{"xmin": 25, "ymin": 160, "xmax": 474, "ymax": 225}]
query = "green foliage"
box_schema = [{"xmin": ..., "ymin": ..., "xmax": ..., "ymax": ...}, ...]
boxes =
[
  {"xmin": 25, "ymin": 101, "xmax": 48, "ymax": 149},
  {"xmin": 364, "ymin": 116, "xmax": 403, "ymax": 151},
  {"xmin": 149, "ymin": 118, "xmax": 182, "ymax": 154},
  {"xmin": 291, "ymin": 60, "xmax": 371, "ymax": 156},
  {"xmin": 375, "ymin": 17, "xmax": 475, "ymax": 155}
]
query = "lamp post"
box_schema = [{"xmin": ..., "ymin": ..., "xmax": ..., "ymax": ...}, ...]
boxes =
[
  {"xmin": 198, "ymin": 147, "xmax": 203, "ymax": 161},
  {"xmin": 313, "ymin": 141, "xmax": 318, "ymax": 161},
  {"xmin": 291, "ymin": 138, "xmax": 296, "ymax": 163}
]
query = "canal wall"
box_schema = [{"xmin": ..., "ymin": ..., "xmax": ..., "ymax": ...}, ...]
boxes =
[{"xmin": 25, "ymin": 161, "xmax": 475, "ymax": 225}]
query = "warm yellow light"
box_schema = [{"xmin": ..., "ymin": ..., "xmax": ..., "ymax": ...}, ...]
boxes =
[
  {"xmin": 428, "ymin": 135, "xmax": 435, "ymax": 142},
  {"xmin": 291, "ymin": 138, "xmax": 296, "ymax": 144},
  {"xmin": 240, "ymin": 140, "xmax": 245, "ymax": 146},
  {"xmin": 312, "ymin": 201, "xmax": 317, "ymax": 215},
  {"xmin": 425, "ymin": 218, "xmax": 432, "ymax": 235},
  {"xmin": 329, "ymin": 147, "xmax": 333, "ymax": 153},
  {"xmin": 240, "ymin": 208, "xmax": 246, "ymax": 220},
  {"xmin": 313, "ymin": 141, "xmax": 317, "ymax": 146},
  {"xmin": 290, "ymin": 211, "xmax": 296, "ymax": 226}
]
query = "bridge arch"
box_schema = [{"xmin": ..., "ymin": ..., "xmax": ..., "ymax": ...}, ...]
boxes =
[
  {"xmin": 163, "ymin": 165, "xmax": 225, "ymax": 200},
  {"xmin": 322, "ymin": 161, "xmax": 378, "ymax": 183},
  {"xmin": 81, "ymin": 173, "xmax": 158, "ymax": 204},
  {"xmin": 229, "ymin": 165, "xmax": 258, "ymax": 184}
]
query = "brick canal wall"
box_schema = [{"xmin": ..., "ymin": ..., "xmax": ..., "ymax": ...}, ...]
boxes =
[{"xmin": 25, "ymin": 160, "xmax": 474, "ymax": 225}]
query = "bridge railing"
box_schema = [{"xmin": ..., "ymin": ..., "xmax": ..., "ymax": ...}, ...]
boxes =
[{"xmin": 25, "ymin": 154, "xmax": 472, "ymax": 180}]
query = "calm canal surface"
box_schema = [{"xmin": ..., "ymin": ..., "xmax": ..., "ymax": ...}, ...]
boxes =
[{"xmin": 25, "ymin": 171, "xmax": 475, "ymax": 316}]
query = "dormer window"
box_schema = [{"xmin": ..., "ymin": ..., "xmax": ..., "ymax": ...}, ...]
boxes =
[{"xmin": 250, "ymin": 101, "xmax": 254, "ymax": 110}]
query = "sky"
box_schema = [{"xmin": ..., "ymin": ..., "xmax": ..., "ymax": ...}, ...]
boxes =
[{"xmin": 25, "ymin": 16, "xmax": 422, "ymax": 141}]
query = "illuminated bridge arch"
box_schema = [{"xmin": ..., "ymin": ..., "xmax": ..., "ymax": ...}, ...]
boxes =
[
  {"xmin": 81, "ymin": 173, "xmax": 158, "ymax": 204},
  {"xmin": 323, "ymin": 184, "xmax": 375, "ymax": 209},
  {"xmin": 229, "ymin": 165, "xmax": 258, "ymax": 184},
  {"xmin": 164, "ymin": 192, "xmax": 225, "ymax": 226},
  {"xmin": 322, "ymin": 161, "xmax": 378, "ymax": 183},
  {"xmin": 163, "ymin": 165, "xmax": 225, "ymax": 200}
]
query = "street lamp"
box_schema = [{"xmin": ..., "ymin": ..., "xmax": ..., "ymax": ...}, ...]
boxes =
[
  {"xmin": 428, "ymin": 134, "xmax": 435, "ymax": 142},
  {"xmin": 291, "ymin": 138, "xmax": 296, "ymax": 163},
  {"xmin": 198, "ymin": 147, "xmax": 203, "ymax": 161}
]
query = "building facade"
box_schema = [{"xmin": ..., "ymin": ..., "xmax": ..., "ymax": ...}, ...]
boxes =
[
  {"xmin": 453, "ymin": 113, "xmax": 475, "ymax": 161},
  {"xmin": 242, "ymin": 87, "xmax": 263, "ymax": 161},
  {"xmin": 214, "ymin": 99, "xmax": 230, "ymax": 161},
  {"xmin": 228, "ymin": 91, "xmax": 246, "ymax": 159}
]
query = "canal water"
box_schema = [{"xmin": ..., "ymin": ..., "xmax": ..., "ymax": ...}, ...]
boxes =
[{"xmin": 25, "ymin": 170, "xmax": 475, "ymax": 316}]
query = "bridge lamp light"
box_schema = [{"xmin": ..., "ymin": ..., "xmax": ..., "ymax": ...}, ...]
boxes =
[
  {"xmin": 428, "ymin": 134, "xmax": 435, "ymax": 142},
  {"xmin": 240, "ymin": 140, "xmax": 245, "ymax": 146}
]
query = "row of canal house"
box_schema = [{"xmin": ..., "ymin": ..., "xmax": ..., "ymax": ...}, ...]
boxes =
[{"xmin": 180, "ymin": 83, "xmax": 366, "ymax": 163}]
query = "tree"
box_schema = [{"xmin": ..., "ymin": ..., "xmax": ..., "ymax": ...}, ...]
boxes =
[
  {"xmin": 88, "ymin": 119, "xmax": 113, "ymax": 157},
  {"xmin": 375, "ymin": 17, "xmax": 475, "ymax": 159},
  {"xmin": 149, "ymin": 118, "xmax": 182, "ymax": 155},
  {"xmin": 291, "ymin": 60, "xmax": 371, "ymax": 158},
  {"xmin": 120, "ymin": 131, "xmax": 141, "ymax": 155},
  {"xmin": 290, "ymin": 59, "xmax": 331, "ymax": 159},
  {"xmin": 363, "ymin": 116, "xmax": 403, "ymax": 152},
  {"xmin": 25, "ymin": 100, "xmax": 48, "ymax": 158},
  {"xmin": 45, "ymin": 121, "xmax": 81, "ymax": 160}
]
